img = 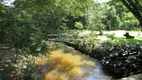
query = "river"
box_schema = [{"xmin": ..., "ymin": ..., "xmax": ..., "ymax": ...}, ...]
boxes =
[{"xmin": 34, "ymin": 44, "xmax": 111, "ymax": 80}]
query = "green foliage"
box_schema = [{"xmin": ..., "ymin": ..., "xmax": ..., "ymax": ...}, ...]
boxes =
[
  {"xmin": 110, "ymin": 15, "xmax": 121, "ymax": 29},
  {"xmin": 120, "ymin": 0, "xmax": 142, "ymax": 26},
  {"xmin": 106, "ymin": 0, "xmax": 139, "ymax": 30},
  {"xmin": 0, "ymin": 0, "xmax": 93, "ymax": 54},
  {"xmin": 121, "ymin": 12, "xmax": 139, "ymax": 29},
  {"xmin": 86, "ymin": 3, "xmax": 106, "ymax": 31},
  {"xmin": 132, "ymin": 27, "xmax": 142, "ymax": 31},
  {"xmin": 75, "ymin": 21, "xmax": 83, "ymax": 30},
  {"xmin": 1, "ymin": 0, "xmax": 140, "ymax": 55}
]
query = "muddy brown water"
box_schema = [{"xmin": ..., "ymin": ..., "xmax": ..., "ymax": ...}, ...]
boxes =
[{"xmin": 34, "ymin": 46, "xmax": 111, "ymax": 80}]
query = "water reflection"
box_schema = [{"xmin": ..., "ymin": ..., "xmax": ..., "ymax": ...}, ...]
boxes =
[
  {"xmin": 82, "ymin": 64, "xmax": 110, "ymax": 80},
  {"xmin": 35, "ymin": 47, "xmax": 111, "ymax": 80}
]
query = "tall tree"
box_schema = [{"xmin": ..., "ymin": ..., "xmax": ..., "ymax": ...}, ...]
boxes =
[
  {"xmin": 120, "ymin": 0, "xmax": 142, "ymax": 26},
  {"xmin": 86, "ymin": 2, "xmax": 106, "ymax": 31},
  {"xmin": 106, "ymin": 0, "xmax": 139, "ymax": 30}
]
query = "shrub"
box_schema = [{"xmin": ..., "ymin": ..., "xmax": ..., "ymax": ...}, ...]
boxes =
[{"xmin": 75, "ymin": 22, "xmax": 84, "ymax": 30}]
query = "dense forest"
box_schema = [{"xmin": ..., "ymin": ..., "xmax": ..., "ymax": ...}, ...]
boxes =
[{"xmin": 0, "ymin": 0, "xmax": 142, "ymax": 80}]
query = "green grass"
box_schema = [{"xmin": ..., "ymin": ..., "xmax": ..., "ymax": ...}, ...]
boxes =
[
  {"xmin": 68, "ymin": 30, "xmax": 142, "ymax": 45},
  {"xmin": 113, "ymin": 37, "xmax": 142, "ymax": 45},
  {"xmin": 102, "ymin": 30, "xmax": 142, "ymax": 45}
]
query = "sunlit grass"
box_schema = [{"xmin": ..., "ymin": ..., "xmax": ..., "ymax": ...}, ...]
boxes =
[
  {"xmin": 113, "ymin": 37, "xmax": 142, "ymax": 45},
  {"xmin": 72, "ymin": 30, "xmax": 142, "ymax": 44},
  {"xmin": 95, "ymin": 30, "xmax": 142, "ymax": 44},
  {"xmin": 105, "ymin": 30, "xmax": 142, "ymax": 44}
]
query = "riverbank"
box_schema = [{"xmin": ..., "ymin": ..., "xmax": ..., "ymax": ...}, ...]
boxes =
[
  {"xmin": 0, "ymin": 41, "xmax": 142, "ymax": 80},
  {"xmin": 63, "ymin": 30, "xmax": 142, "ymax": 79}
]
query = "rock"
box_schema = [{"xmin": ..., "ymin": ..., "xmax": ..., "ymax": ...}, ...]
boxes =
[
  {"xmin": 118, "ymin": 74, "xmax": 142, "ymax": 80},
  {"xmin": 64, "ymin": 41, "xmax": 142, "ymax": 79},
  {"xmin": 124, "ymin": 32, "xmax": 135, "ymax": 39}
]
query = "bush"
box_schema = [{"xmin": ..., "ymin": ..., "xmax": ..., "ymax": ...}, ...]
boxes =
[{"xmin": 75, "ymin": 22, "xmax": 83, "ymax": 30}]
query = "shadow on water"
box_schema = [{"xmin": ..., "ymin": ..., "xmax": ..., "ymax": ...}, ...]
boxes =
[{"xmin": 34, "ymin": 46, "xmax": 111, "ymax": 80}]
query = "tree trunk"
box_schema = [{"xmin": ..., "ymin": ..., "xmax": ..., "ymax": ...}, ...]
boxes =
[{"xmin": 120, "ymin": 0, "xmax": 142, "ymax": 26}]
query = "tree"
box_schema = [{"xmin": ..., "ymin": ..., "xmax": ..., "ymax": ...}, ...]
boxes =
[
  {"xmin": 86, "ymin": 2, "xmax": 106, "ymax": 31},
  {"xmin": 0, "ymin": 0, "xmax": 93, "ymax": 55},
  {"xmin": 106, "ymin": 0, "xmax": 139, "ymax": 30},
  {"xmin": 120, "ymin": 0, "xmax": 142, "ymax": 26}
]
